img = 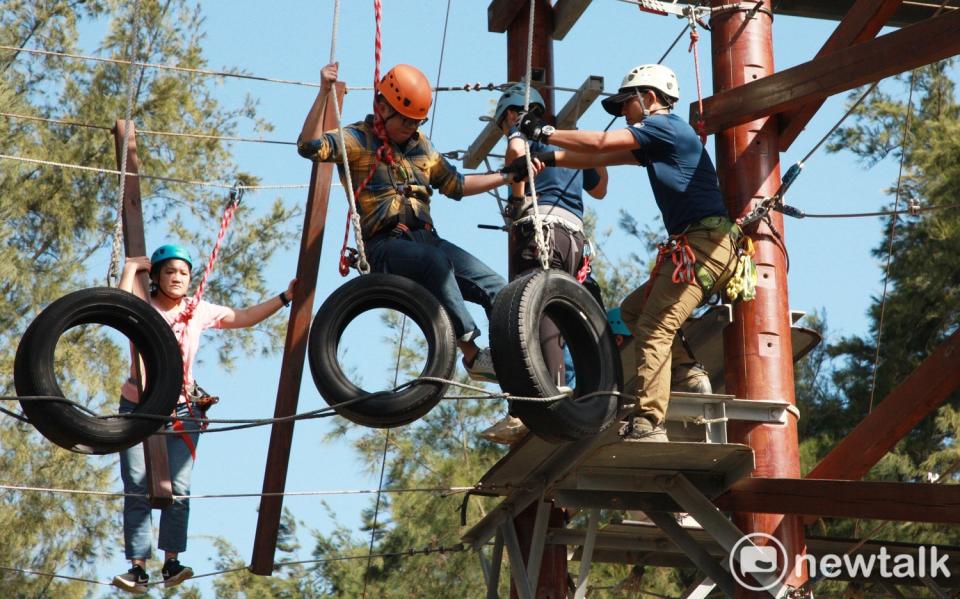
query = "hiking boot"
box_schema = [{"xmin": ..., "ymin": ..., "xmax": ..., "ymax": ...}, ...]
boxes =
[
  {"xmin": 480, "ymin": 415, "xmax": 528, "ymax": 444},
  {"xmin": 112, "ymin": 564, "xmax": 148, "ymax": 594},
  {"xmin": 161, "ymin": 558, "xmax": 194, "ymax": 589},
  {"xmin": 464, "ymin": 347, "xmax": 498, "ymax": 383},
  {"xmin": 619, "ymin": 415, "xmax": 669, "ymax": 442}
]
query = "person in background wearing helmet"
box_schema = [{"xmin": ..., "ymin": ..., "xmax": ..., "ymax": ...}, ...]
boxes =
[
  {"xmin": 509, "ymin": 64, "xmax": 738, "ymax": 442},
  {"xmin": 111, "ymin": 245, "xmax": 296, "ymax": 594},
  {"xmin": 480, "ymin": 83, "xmax": 608, "ymax": 444},
  {"xmin": 299, "ymin": 62, "xmax": 540, "ymax": 382}
]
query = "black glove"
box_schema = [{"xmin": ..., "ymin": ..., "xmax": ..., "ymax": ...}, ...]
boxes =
[
  {"xmin": 518, "ymin": 111, "xmax": 551, "ymax": 142},
  {"xmin": 500, "ymin": 157, "xmax": 529, "ymax": 182}
]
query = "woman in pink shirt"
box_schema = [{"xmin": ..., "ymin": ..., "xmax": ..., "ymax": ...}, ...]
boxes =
[{"xmin": 112, "ymin": 244, "xmax": 295, "ymax": 594}]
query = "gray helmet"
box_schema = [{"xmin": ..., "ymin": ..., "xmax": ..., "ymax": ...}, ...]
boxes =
[
  {"xmin": 494, "ymin": 83, "xmax": 545, "ymax": 125},
  {"xmin": 601, "ymin": 64, "xmax": 680, "ymax": 116}
]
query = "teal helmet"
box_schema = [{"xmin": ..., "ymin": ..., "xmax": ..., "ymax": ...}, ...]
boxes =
[
  {"xmin": 494, "ymin": 83, "xmax": 545, "ymax": 125},
  {"xmin": 150, "ymin": 244, "xmax": 193, "ymax": 270},
  {"xmin": 607, "ymin": 307, "xmax": 632, "ymax": 337}
]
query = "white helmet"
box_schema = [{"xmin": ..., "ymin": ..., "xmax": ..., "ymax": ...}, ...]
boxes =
[{"xmin": 601, "ymin": 64, "xmax": 680, "ymax": 116}]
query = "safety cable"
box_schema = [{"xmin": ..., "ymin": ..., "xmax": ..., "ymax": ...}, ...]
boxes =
[
  {"xmin": 0, "ymin": 482, "xmax": 481, "ymax": 501},
  {"xmin": 868, "ymin": 70, "xmax": 917, "ymax": 415},
  {"xmin": 428, "ymin": 0, "xmax": 454, "ymax": 139},
  {"xmin": 658, "ymin": 24, "xmax": 689, "ymax": 65},
  {"xmin": 0, "ymin": 152, "xmax": 315, "ymax": 190},
  {"xmin": 0, "ymin": 543, "xmax": 466, "ymax": 589},
  {"xmin": 107, "ymin": 0, "xmax": 143, "ymax": 287},
  {"xmin": 774, "ymin": 199, "xmax": 960, "ymax": 219}
]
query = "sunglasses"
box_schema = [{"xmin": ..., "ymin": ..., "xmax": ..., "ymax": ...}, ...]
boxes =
[{"xmin": 388, "ymin": 110, "xmax": 428, "ymax": 128}]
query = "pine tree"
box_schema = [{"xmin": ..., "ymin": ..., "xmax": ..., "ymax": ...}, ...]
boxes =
[{"xmin": 0, "ymin": 2, "xmax": 298, "ymax": 594}]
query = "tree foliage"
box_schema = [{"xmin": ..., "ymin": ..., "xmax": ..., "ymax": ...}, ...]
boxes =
[{"xmin": 1, "ymin": 1, "xmax": 297, "ymax": 595}]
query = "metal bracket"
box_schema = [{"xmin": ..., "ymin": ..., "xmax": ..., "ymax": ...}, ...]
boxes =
[{"xmin": 500, "ymin": 520, "xmax": 535, "ymax": 599}]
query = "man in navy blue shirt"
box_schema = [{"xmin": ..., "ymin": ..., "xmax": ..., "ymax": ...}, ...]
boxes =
[
  {"xmin": 509, "ymin": 64, "xmax": 740, "ymax": 442},
  {"xmin": 481, "ymin": 83, "xmax": 608, "ymax": 444}
]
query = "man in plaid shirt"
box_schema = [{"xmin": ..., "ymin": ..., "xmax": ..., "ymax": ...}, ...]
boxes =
[{"xmin": 299, "ymin": 62, "xmax": 540, "ymax": 381}]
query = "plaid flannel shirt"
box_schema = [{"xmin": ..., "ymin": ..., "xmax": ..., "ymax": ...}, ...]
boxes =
[{"xmin": 297, "ymin": 115, "xmax": 465, "ymax": 239}]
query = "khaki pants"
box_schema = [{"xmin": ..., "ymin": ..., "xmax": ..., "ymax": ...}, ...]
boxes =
[{"xmin": 620, "ymin": 226, "xmax": 736, "ymax": 424}]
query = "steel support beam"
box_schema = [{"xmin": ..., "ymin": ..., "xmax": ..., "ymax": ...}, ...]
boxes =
[
  {"xmin": 777, "ymin": 0, "xmax": 904, "ymax": 150},
  {"xmin": 501, "ymin": 520, "xmax": 535, "ymax": 599},
  {"xmin": 250, "ymin": 82, "xmax": 345, "ymax": 575},
  {"xmin": 807, "ymin": 328, "xmax": 960, "ymax": 482},
  {"xmin": 710, "ymin": 1, "xmax": 808, "ymax": 594},
  {"xmin": 646, "ymin": 511, "xmax": 738, "ymax": 598},
  {"xmin": 113, "ymin": 120, "xmax": 173, "ymax": 510},
  {"xmin": 681, "ymin": 575, "xmax": 718, "ymax": 599},
  {"xmin": 698, "ymin": 8, "xmax": 960, "ymax": 135},
  {"xmin": 715, "ymin": 477, "xmax": 960, "ymax": 523},
  {"xmin": 573, "ymin": 509, "xmax": 600, "ymax": 599}
]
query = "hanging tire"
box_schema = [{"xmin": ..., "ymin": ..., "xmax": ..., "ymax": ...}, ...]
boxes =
[
  {"xmin": 308, "ymin": 273, "xmax": 457, "ymax": 428},
  {"xmin": 14, "ymin": 287, "xmax": 183, "ymax": 455},
  {"xmin": 490, "ymin": 271, "xmax": 621, "ymax": 442}
]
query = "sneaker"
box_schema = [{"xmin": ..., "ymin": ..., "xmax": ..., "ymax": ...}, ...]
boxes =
[
  {"xmin": 464, "ymin": 347, "xmax": 498, "ymax": 383},
  {"xmin": 619, "ymin": 415, "xmax": 669, "ymax": 442},
  {"xmin": 161, "ymin": 558, "xmax": 194, "ymax": 589},
  {"xmin": 112, "ymin": 564, "xmax": 148, "ymax": 594},
  {"xmin": 480, "ymin": 415, "xmax": 528, "ymax": 444}
]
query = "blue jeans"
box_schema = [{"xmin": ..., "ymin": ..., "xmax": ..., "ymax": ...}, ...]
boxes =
[
  {"xmin": 366, "ymin": 229, "xmax": 506, "ymax": 341},
  {"xmin": 119, "ymin": 398, "xmax": 200, "ymax": 559}
]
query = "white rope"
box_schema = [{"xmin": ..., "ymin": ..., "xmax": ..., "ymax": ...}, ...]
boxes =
[
  {"xmin": 0, "ymin": 153, "xmax": 321, "ymax": 190},
  {"xmin": 522, "ymin": 0, "xmax": 550, "ymax": 270},
  {"xmin": 326, "ymin": 0, "xmax": 369, "ymax": 274},
  {"xmin": 107, "ymin": 0, "xmax": 143, "ymax": 287}
]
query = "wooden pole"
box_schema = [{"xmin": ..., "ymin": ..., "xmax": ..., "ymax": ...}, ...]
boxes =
[
  {"xmin": 250, "ymin": 81, "xmax": 345, "ymax": 576},
  {"xmin": 708, "ymin": 2, "xmax": 808, "ymax": 594},
  {"xmin": 113, "ymin": 119, "xmax": 173, "ymax": 509}
]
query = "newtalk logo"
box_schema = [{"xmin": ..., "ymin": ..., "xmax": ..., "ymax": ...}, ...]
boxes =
[{"xmin": 729, "ymin": 533, "xmax": 951, "ymax": 592}]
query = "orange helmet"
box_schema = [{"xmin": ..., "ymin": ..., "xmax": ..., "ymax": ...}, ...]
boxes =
[{"xmin": 380, "ymin": 64, "xmax": 432, "ymax": 120}]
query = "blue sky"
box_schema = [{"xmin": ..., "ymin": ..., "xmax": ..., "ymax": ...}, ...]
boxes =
[{"xmin": 63, "ymin": 1, "xmax": 914, "ymax": 594}]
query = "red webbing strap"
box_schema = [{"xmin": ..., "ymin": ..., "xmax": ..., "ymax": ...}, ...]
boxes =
[{"xmin": 168, "ymin": 193, "xmax": 238, "ymax": 452}]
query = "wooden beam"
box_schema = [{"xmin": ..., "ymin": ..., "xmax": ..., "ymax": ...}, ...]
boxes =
[
  {"xmin": 552, "ymin": 0, "xmax": 592, "ymax": 40},
  {"xmin": 488, "ymin": 0, "xmax": 529, "ymax": 33},
  {"xmin": 113, "ymin": 120, "xmax": 173, "ymax": 510},
  {"xmin": 778, "ymin": 0, "xmax": 904, "ymax": 150},
  {"xmin": 250, "ymin": 82, "xmax": 345, "ymax": 576},
  {"xmin": 555, "ymin": 75, "xmax": 604, "ymax": 130},
  {"xmin": 694, "ymin": 9, "xmax": 960, "ymax": 135},
  {"xmin": 807, "ymin": 328, "xmax": 960, "ymax": 481},
  {"xmin": 714, "ymin": 477, "xmax": 960, "ymax": 523},
  {"xmin": 462, "ymin": 120, "xmax": 502, "ymax": 170}
]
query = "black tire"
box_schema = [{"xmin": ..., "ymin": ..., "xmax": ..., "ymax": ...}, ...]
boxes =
[
  {"xmin": 15, "ymin": 288, "xmax": 183, "ymax": 455},
  {"xmin": 308, "ymin": 273, "xmax": 457, "ymax": 428},
  {"xmin": 490, "ymin": 271, "xmax": 621, "ymax": 442}
]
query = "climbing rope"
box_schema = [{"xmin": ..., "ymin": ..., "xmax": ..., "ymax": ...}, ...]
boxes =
[
  {"xmin": 520, "ymin": 0, "xmax": 551, "ymax": 271},
  {"xmin": 107, "ymin": 0, "xmax": 143, "ymax": 287},
  {"xmin": 686, "ymin": 9, "xmax": 708, "ymax": 144}
]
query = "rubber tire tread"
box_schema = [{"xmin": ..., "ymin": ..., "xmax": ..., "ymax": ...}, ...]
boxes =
[
  {"xmin": 15, "ymin": 287, "xmax": 183, "ymax": 454},
  {"xmin": 490, "ymin": 271, "xmax": 620, "ymax": 442},
  {"xmin": 308, "ymin": 273, "xmax": 456, "ymax": 428}
]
